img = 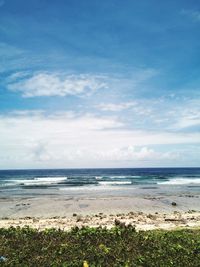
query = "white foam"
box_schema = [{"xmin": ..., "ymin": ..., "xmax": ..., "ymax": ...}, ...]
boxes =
[
  {"xmin": 10, "ymin": 177, "xmax": 67, "ymax": 186},
  {"xmin": 59, "ymin": 186, "xmax": 114, "ymax": 191},
  {"xmin": 34, "ymin": 177, "xmax": 67, "ymax": 182},
  {"xmin": 95, "ymin": 175, "xmax": 141, "ymax": 180},
  {"xmin": 0, "ymin": 182, "xmax": 17, "ymax": 187},
  {"xmin": 95, "ymin": 176, "xmax": 103, "ymax": 180},
  {"xmin": 158, "ymin": 178, "xmax": 200, "ymax": 185},
  {"xmin": 59, "ymin": 185, "xmax": 134, "ymax": 191},
  {"xmin": 109, "ymin": 176, "xmax": 140, "ymax": 179},
  {"xmin": 98, "ymin": 181, "xmax": 132, "ymax": 185}
]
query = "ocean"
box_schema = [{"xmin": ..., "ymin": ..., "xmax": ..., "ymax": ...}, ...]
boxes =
[{"xmin": 0, "ymin": 168, "xmax": 200, "ymax": 198}]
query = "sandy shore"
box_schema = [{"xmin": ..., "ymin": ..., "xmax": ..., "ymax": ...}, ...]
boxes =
[
  {"xmin": 1, "ymin": 194, "xmax": 200, "ymax": 231},
  {"xmin": 1, "ymin": 211, "xmax": 200, "ymax": 231},
  {"xmin": 1, "ymin": 194, "xmax": 200, "ymax": 218}
]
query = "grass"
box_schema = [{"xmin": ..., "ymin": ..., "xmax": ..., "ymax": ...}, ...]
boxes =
[{"xmin": 0, "ymin": 224, "xmax": 200, "ymax": 266}]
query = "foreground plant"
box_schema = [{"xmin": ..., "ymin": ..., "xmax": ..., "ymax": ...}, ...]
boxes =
[{"xmin": 0, "ymin": 224, "xmax": 200, "ymax": 266}]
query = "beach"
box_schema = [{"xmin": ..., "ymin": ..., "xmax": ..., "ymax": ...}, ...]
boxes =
[
  {"xmin": 1, "ymin": 193, "xmax": 200, "ymax": 231},
  {"xmin": 1, "ymin": 169, "xmax": 200, "ymax": 266},
  {"xmin": 1, "ymin": 168, "xmax": 200, "ymax": 231}
]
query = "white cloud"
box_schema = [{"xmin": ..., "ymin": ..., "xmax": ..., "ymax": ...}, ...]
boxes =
[
  {"xmin": 132, "ymin": 68, "xmax": 158, "ymax": 81},
  {"xmin": 0, "ymin": 42, "xmax": 22, "ymax": 57},
  {"xmin": 127, "ymin": 97, "xmax": 200, "ymax": 131},
  {"xmin": 0, "ymin": 43, "xmax": 30, "ymax": 73},
  {"xmin": 29, "ymin": 141, "xmax": 51, "ymax": 162},
  {"xmin": 6, "ymin": 67, "xmax": 159, "ymax": 98},
  {"xmin": 6, "ymin": 69, "xmax": 158, "ymax": 98},
  {"xmin": 94, "ymin": 146, "xmax": 180, "ymax": 162},
  {"xmin": 168, "ymin": 100, "xmax": 200, "ymax": 130},
  {"xmin": 0, "ymin": 111, "xmax": 199, "ymax": 168},
  {"xmin": 97, "ymin": 102, "xmax": 137, "ymax": 111},
  {"xmin": 173, "ymin": 117, "xmax": 200, "ymax": 129},
  {"xmin": 181, "ymin": 9, "xmax": 200, "ymax": 22},
  {"xmin": 6, "ymin": 71, "xmax": 31, "ymax": 82},
  {"xmin": 7, "ymin": 72, "xmax": 108, "ymax": 97},
  {"xmin": 8, "ymin": 110, "xmax": 45, "ymax": 117}
]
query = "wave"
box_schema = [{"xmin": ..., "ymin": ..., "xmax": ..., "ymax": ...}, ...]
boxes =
[
  {"xmin": 158, "ymin": 178, "xmax": 200, "ymax": 185},
  {"xmin": 7, "ymin": 177, "xmax": 68, "ymax": 186},
  {"xmin": 98, "ymin": 181, "xmax": 132, "ymax": 185},
  {"xmin": 109, "ymin": 176, "xmax": 141, "ymax": 179},
  {"xmin": 34, "ymin": 177, "xmax": 67, "ymax": 182},
  {"xmin": 95, "ymin": 176, "xmax": 103, "ymax": 180},
  {"xmin": 95, "ymin": 175, "xmax": 141, "ymax": 180},
  {"xmin": 59, "ymin": 185, "xmax": 123, "ymax": 191}
]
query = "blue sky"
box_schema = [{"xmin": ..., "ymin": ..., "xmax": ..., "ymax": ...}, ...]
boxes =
[{"xmin": 0, "ymin": 0, "xmax": 200, "ymax": 168}]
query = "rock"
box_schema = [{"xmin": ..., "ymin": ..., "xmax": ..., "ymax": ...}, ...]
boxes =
[
  {"xmin": 171, "ymin": 202, "xmax": 177, "ymax": 206},
  {"xmin": 76, "ymin": 215, "xmax": 83, "ymax": 222},
  {"xmin": 165, "ymin": 218, "xmax": 185, "ymax": 222},
  {"xmin": 114, "ymin": 219, "xmax": 125, "ymax": 227},
  {"xmin": 147, "ymin": 214, "xmax": 157, "ymax": 220}
]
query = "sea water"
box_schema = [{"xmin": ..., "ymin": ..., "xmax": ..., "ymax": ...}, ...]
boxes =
[{"xmin": 0, "ymin": 168, "xmax": 200, "ymax": 198}]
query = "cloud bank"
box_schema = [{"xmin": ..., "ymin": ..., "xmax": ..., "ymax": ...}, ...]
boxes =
[{"xmin": 0, "ymin": 111, "xmax": 199, "ymax": 168}]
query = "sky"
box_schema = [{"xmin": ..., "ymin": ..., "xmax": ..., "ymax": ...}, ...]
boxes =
[{"xmin": 0, "ymin": 0, "xmax": 200, "ymax": 169}]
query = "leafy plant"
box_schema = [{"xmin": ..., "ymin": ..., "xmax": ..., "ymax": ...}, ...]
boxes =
[{"xmin": 0, "ymin": 225, "xmax": 200, "ymax": 266}]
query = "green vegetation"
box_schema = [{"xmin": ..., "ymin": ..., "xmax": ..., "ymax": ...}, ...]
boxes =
[{"xmin": 1, "ymin": 224, "xmax": 200, "ymax": 266}]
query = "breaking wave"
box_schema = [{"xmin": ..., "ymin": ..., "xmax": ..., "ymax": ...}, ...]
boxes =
[{"xmin": 157, "ymin": 177, "xmax": 200, "ymax": 185}]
